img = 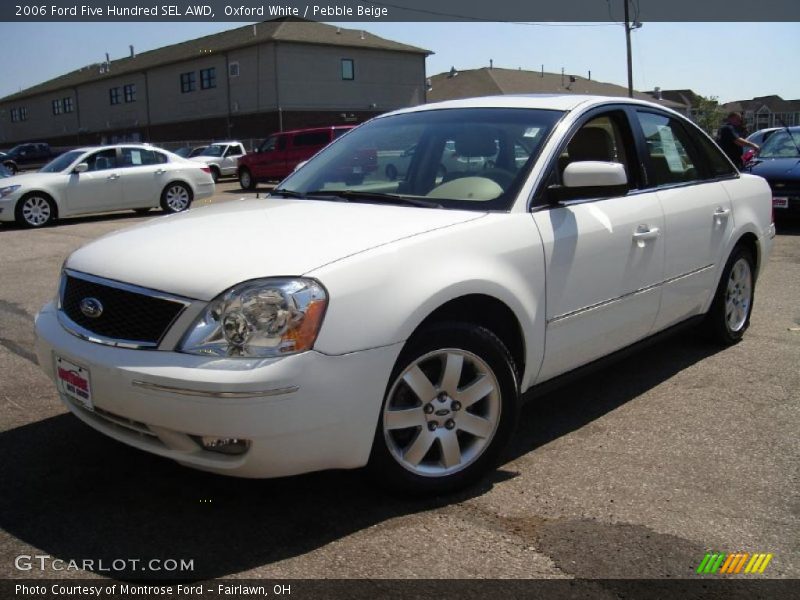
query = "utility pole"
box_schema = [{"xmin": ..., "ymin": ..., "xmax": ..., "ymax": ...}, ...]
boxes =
[{"xmin": 624, "ymin": 0, "xmax": 633, "ymax": 98}]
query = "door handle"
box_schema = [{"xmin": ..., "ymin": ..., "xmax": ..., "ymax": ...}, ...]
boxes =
[
  {"xmin": 714, "ymin": 207, "xmax": 731, "ymax": 225},
  {"xmin": 633, "ymin": 226, "xmax": 660, "ymax": 246},
  {"xmin": 106, "ymin": 173, "xmax": 120, "ymax": 180},
  {"xmin": 154, "ymin": 168, "xmax": 165, "ymax": 175}
]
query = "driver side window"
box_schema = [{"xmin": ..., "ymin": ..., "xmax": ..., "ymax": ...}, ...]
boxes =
[{"xmin": 86, "ymin": 149, "xmax": 117, "ymax": 171}]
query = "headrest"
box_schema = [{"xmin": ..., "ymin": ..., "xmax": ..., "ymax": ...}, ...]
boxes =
[
  {"xmin": 567, "ymin": 127, "xmax": 613, "ymax": 162},
  {"xmin": 453, "ymin": 130, "xmax": 497, "ymax": 158}
]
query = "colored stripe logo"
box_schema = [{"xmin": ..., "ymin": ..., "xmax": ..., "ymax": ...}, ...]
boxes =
[{"xmin": 696, "ymin": 552, "xmax": 774, "ymax": 574}]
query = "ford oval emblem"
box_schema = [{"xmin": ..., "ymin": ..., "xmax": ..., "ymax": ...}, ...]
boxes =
[{"xmin": 79, "ymin": 297, "xmax": 103, "ymax": 319}]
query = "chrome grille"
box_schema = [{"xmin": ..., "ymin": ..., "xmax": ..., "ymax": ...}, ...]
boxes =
[{"xmin": 59, "ymin": 270, "xmax": 189, "ymax": 348}]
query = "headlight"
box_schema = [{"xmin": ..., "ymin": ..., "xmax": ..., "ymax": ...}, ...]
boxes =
[
  {"xmin": 0, "ymin": 185, "xmax": 21, "ymax": 198},
  {"xmin": 179, "ymin": 278, "xmax": 327, "ymax": 357}
]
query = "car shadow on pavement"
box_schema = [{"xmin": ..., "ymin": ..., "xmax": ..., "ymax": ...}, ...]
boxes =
[
  {"xmin": 0, "ymin": 211, "xmax": 152, "ymax": 232},
  {"xmin": 0, "ymin": 330, "xmax": 723, "ymax": 581}
]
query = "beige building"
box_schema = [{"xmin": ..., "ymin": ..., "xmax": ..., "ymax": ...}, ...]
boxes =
[{"xmin": 0, "ymin": 19, "xmax": 430, "ymax": 147}]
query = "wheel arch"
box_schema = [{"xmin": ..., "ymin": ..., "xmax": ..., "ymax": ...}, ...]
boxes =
[
  {"xmin": 409, "ymin": 294, "xmax": 526, "ymax": 388},
  {"xmin": 18, "ymin": 189, "xmax": 60, "ymax": 219}
]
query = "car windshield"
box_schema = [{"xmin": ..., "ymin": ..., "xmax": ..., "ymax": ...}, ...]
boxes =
[
  {"xmin": 759, "ymin": 130, "xmax": 800, "ymax": 158},
  {"xmin": 277, "ymin": 107, "xmax": 563, "ymax": 211},
  {"xmin": 0, "ymin": 164, "xmax": 10, "ymax": 178},
  {"xmin": 200, "ymin": 145, "xmax": 226, "ymax": 157},
  {"xmin": 40, "ymin": 150, "xmax": 84, "ymax": 173},
  {"xmin": 173, "ymin": 147, "xmax": 191, "ymax": 157}
]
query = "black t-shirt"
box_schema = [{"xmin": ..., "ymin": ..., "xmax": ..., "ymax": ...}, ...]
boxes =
[{"xmin": 717, "ymin": 123, "xmax": 743, "ymax": 165}]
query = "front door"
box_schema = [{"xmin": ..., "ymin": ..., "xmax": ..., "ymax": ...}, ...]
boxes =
[
  {"xmin": 64, "ymin": 148, "xmax": 121, "ymax": 214},
  {"xmin": 532, "ymin": 110, "xmax": 665, "ymax": 382}
]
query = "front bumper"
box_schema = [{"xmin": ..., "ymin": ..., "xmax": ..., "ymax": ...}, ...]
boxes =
[
  {"xmin": 35, "ymin": 301, "xmax": 402, "ymax": 478},
  {"xmin": 0, "ymin": 194, "xmax": 21, "ymax": 222}
]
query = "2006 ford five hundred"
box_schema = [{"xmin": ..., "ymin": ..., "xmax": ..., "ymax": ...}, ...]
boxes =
[{"xmin": 35, "ymin": 95, "xmax": 774, "ymax": 493}]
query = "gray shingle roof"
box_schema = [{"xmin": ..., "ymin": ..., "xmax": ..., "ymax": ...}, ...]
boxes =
[
  {"xmin": 427, "ymin": 67, "xmax": 685, "ymax": 110},
  {"xmin": 1, "ymin": 19, "xmax": 430, "ymax": 103}
]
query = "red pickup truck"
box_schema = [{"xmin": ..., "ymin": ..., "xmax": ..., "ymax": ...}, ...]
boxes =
[{"xmin": 238, "ymin": 125, "xmax": 378, "ymax": 189}]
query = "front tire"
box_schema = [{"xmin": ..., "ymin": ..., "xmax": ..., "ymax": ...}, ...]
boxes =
[
  {"xmin": 368, "ymin": 322, "xmax": 519, "ymax": 495},
  {"xmin": 704, "ymin": 246, "xmax": 755, "ymax": 345},
  {"xmin": 210, "ymin": 166, "xmax": 220, "ymax": 183},
  {"xmin": 16, "ymin": 193, "xmax": 56, "ymax": 228},
  {"xmin": 239, "ymin": 167, "xmax": 256, "ymax": 190},
  {"xmin": 160, "ymin": 182, "xmax": 193, "ymax": 213}
]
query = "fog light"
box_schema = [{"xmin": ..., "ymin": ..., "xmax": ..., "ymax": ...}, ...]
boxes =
[{"xmin": 192, "ymin": 436, "xmax": 251, "ymax": 455}]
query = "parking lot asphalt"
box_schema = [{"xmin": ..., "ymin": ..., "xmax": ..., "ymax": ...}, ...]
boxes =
[{"xmin": 0, "ymin": 180, "xmax": 798, "ymax": 581}]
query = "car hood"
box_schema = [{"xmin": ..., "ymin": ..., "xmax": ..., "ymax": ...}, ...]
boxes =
[
  {"xmin": 747, "ymin": 158, "xmax": 800, "ymax": 180},
  {"xmin": 65, "ymin": 197, "xmax": 486, "ymax": 301},
  {"xmin": 1, "ymin": 171, "xmax": 60, "ymax": 186}
]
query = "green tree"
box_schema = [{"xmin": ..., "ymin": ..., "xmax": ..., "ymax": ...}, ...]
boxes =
[{"xmin": 692, "ymin": 95, "xmax": 724, "ymax": 136}]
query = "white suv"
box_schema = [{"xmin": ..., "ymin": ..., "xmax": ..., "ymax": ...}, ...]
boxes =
[
  {"xmin": 189, "ymin": 141, "xmax": 246, "ymax": 181},
  {"xmin": 34, "ymin": 95, "xmax": 774, "ymax": 494}
]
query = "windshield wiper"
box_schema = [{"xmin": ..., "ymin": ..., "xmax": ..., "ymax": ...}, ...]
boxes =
[
  {"xmin": 269, "ymin": 188, "xmax": 307, "ymax": 199},
  {"xmin": 305, "ymin": 190, "xmax": 443, "ymax": 209}
]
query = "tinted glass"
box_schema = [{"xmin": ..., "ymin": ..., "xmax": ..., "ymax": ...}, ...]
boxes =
[
  {"xmin": 86, "ymin": 149, "xmax": 118, "ymax": 171},
  {"xmin": 759, "ymin": 129, "xmax": 800, "ymax": 158},
  {"xmin": 292, "ymin": 132, "xmax": 331, "ymax": 147}
]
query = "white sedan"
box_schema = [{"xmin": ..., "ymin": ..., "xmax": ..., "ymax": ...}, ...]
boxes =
[
  {"xmin": 0, "ymin": 144, "xmax": 215, "ymax": 228},
  {"xmin": 34, "ymin": 95, "xmax": 773, "ymax": 494}
]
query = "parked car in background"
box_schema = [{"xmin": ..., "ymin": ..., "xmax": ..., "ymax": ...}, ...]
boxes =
[
  {"xmin": 745, "ymin": 126, "xmax": 800, "ymax": 220},
  {"xmin": 0, "ymin": 144, "xmax": 214, "ymax": 228},
  {"xmin": 33, "ymin": 95, "xmax": 773, "ymax": 494},
  {"xmin": 189, "ymin": 142, "xmax": 246, "ymax": 182},
  {"xmin": 173, "ymin": 146, "xmax": 208, "ymax": 159},
  {"xmin": 742, "ymin": 127, "xmax": 780, "ymax": 164},
  {"xmin": 237, "ymin": 126, "xmax": 354, "ymax": 189},
  {"xmin": 2, "ymin": 142, "xmax": 62, "ymax": 174}
]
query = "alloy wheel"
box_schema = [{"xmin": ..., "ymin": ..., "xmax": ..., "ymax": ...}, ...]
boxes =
[
  {"xmin": 725, "ymin": 257, "xmax": 752, "ymax": 332},
  {"xmin": 383, "ymin": 348, "xmax": 501, "ymax": 477},
  {"xmin": 22, "ymin": 196, "xmax": 52, "ymax": 226},
  {"xmin": 165, "ymin": 185, "xmax": 190, "ymax": 212}
]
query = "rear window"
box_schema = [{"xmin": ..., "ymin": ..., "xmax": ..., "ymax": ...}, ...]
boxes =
[{"xmin": 292, "ymin": 131, "xmax": 331, "ymax": 147}]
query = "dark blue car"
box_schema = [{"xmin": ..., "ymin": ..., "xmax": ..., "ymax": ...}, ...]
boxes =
[{"xmin": 746, "ymin": 126, "xmax": 800, "ymax": 220}]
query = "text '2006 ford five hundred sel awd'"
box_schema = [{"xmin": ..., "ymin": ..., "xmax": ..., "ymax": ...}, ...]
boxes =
[{"xmin": 35, "ymin": 95, "xmax": 774, "ymax": 494}]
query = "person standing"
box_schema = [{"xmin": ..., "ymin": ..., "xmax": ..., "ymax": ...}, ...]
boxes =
[{"xmin": 717, "ymin": 112, "xmax": 759, "ymax": 168}]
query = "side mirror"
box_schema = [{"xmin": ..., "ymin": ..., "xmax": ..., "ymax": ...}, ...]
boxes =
[
  {"xmin": 73, "ymin": 162, "xmax": 89, "ymax": 174},
  {"xmin": 549, "ymin": 161, "xmax": 628, "ymax": 202}
]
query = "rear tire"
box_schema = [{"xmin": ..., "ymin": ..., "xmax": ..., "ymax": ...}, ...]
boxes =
[
  {"xmin": 15, "ymin": 193, "xmax": 56, "ymax": 228},
  {"xmin": 704, "ymin": 245, "xmax": 755, "ymax": 345},
  {"xmin": 160, "ymin": 182, "xmax": 193, "ymax": 213},
  {"xmin": 368, "ymin": 322, "xmax": 519, "ymax": 495}
]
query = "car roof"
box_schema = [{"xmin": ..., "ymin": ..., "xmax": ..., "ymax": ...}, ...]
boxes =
[
  {"xmin": 381, "ymin": 94, "xmax": 681, "ymax": 119},
  {"xmin": 274, "ymin": 125, "xmax": 354, "ymax": 136},
  {"xmin": 208, "ymin": 141, "xmax": 243, "ymax": 145},
  {"xmin": 66, "ymin": 144, "xmax": 166, "ymax": 153}
]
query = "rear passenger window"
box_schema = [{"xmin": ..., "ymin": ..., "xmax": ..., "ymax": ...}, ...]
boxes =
[
  {"xmin": 292, "ymin": 132, "xmax": 330, "ymax": 147},
  {"xmin": 636, "ymin": 112, "xmax": 701, "ymax": 186}
]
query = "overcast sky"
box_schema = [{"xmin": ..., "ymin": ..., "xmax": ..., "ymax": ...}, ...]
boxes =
[{"xmin": 0, "ymin": 21, "xmax": 797, "ymax": 103}]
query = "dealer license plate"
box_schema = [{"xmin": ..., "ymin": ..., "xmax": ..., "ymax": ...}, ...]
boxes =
[
  {"xmin": 773, "ymin": 197, "xmax": 789, "ymax": 209},
  {"xmin": 55, "ymin": 356, "xmax": 93, "ymax": 411}
]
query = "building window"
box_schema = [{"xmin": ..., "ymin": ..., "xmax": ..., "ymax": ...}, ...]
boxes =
[
  {"xmin": 180, "ymin": 71, "xmax": 196, "ymax": 93},
  {"xmin": 63, "ymin": 97, "xmax": 74, "ymax": 113},
  {"xmin": 10, "ymin": 108, "xmax": 19, "ymax": 122},
  {"xmin": 200, "ymin": 67, "xmax": 216, "ymax": 89},
  {"xmin": 124, "ymin": 84, "xmax": 136, "ymax": 103},
  {"xmin": 19, "ymin": 107, "xmax": 28, "ymax": 121},
  {"xmin": 109, "ymin": 87, "xmax": 121, "ymax": 105},
  {"xmin": 52, "ymin": 99, "xmax": 63, "ymax": 115},
  {"xmin": 341, "ymin": 58, "xmax": 354, "ymax": 80},
  {"xmin": 228, "ymin": 62, "xmax": 240, "ymax": 77}
]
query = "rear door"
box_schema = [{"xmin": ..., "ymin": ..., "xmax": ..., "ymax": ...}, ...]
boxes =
[
  {"xmin": 287, "ymin": 130, "xmax": 331, "ymax": 173},
  {"xmin": 532, "ymin": 108, "xmax": 666, "ymax": 382},
  {"xmin": 632, "ymin": 110, "xmax": 737, "ymax": 331},
  {"xmin": 118, "ymin": 147, "xmax": 169, "ymax": 209}
]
